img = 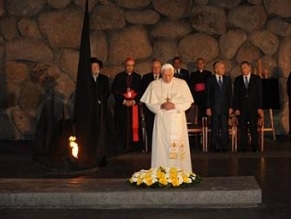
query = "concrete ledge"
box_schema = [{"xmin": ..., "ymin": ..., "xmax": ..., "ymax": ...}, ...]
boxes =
[{"xmin": 0, "ymin": 176, "xmax": 261, "ymax": 209}]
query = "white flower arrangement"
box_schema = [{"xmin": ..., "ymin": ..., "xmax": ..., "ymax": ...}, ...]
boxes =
[{"xmin": 129, "ymin": 167, "xmax": 201, "ymax": 188}]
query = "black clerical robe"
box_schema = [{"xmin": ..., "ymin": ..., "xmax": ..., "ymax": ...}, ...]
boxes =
[
  {"xmin": 75, "ymin": 73, "xmax": 110, "ymax": 167},
  {"xmin": 111, "ymin": 71, "xmax": 142, "ymax": 152},
  {"xmin": 189, "ymin": 70, "xmax": 212, "ymax": 118},
  {"xmin": 89, "ymin": 74, "xmax": 110, "ymax": 161}
]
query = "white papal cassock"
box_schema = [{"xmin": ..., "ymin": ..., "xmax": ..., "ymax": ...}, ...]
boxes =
[{"xmin": 140, "ymin": 78, "xmax": 194, "ymax": 171}]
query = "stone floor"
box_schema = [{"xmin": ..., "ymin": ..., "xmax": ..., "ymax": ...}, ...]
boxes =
[
  {"xmin": 0, "ymin": 136, "xmax": 291, "ymax": 218},
  {"xmin": 0, "ymin": 176, "xmax": 262, "ymax": 209}
]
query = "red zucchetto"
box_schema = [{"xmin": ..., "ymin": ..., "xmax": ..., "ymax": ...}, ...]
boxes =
[{"xmin": 125, "ymin": 57, "xmax": 135, "ymax": 63}]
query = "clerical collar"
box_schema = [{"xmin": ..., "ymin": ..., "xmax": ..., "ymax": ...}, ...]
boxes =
[
  {"xmin": 126, "ymin": 71, "xmax": 133, "ymax": 75},
  {"xmin": 92, "ymin": 74, "xmax": 98, "ymax": 81}
]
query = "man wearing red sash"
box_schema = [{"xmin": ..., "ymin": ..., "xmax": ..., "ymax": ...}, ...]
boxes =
[
  {"xmin": 111, "ymin": 57, "xmax": 142, "ymax": 153},
  {"xmin": 189, "ymin": 58, "xmax": 212, "ymax": 119}
]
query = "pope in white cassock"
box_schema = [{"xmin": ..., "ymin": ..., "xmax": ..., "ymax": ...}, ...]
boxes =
[{"xmin": 140, "ymin": 63, "xmax": 194, "ymax": 171}]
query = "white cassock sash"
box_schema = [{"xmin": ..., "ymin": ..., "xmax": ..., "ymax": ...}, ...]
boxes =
[{"xmin": 169, "ymin": 114, "xmax": 185, "ymax": 161}]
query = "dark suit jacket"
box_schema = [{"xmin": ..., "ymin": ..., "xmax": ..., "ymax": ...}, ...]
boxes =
[
  {"xmin": 206, "ymin": 75, "xmax": 233, "ymax": 116},
  {"xmin": 174, "ymin": 68, "xmax": 189, "ymax": 84},
  {"xmin": 141, "ymin": 72, "xmax": 161, "ymax": 94},
  {"xmin": 234, "ymin": 74, "xmax": 263, "ymax": 115}
]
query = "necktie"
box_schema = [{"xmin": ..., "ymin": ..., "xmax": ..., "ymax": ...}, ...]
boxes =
[
  {"xmin": 244, "ymin": 76, "xmax": 248, "ymax": 88},
  {"xmin": 218, "ymin": 76, "xmax": 223, "ymax": 88},
  {"xmin": 174, "ymin": 70, "xmax": 178, "ymax": 77},
  {"xmin": 154, "ymin": 75, "xmax": 158, "ymax": 80}
]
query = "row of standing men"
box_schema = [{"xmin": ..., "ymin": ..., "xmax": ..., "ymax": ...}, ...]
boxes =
[
  {"xmin": 110, "ymin": 57, "xmax": 263, "ymax": 154},
  {"xmin": 68, "ymin": 56, "xmax": 263, "ymax": 168}
]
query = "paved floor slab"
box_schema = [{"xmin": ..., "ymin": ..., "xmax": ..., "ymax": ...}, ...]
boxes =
[{"xmin": 0, "ymin": 176, "xmax": 261, "ymax": 209}]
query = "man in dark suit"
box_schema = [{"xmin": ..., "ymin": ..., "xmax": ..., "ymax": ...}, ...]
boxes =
[
  {"xmin": 234, "ymin": 61, "xmax": 263, "ymax": 152},
  {"xmin": 206, "ymin": 61, "xmax": 233, "ymax": 152},
  {"xmin": 190, "ymin": 58, "xmax": 212, "ymax": 118},
  {"xmin": 172, "ymin": 56, "xmax": 190, "ymax": 84},
  {"xmin": 141, "ymin": 59, "xmax": 162, "ymax": 151},
  {"xmin": 142, "ymin": 59, "xmax": 162, "ymax": 93},
  {"xmin": 111, "ymin": 57, "xmax": 142, "ymax": 153}
]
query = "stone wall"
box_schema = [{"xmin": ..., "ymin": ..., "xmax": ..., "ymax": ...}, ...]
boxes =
[{"xmin": 0, "ymin": 0, "xmax": 290, "ymax": 139}]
